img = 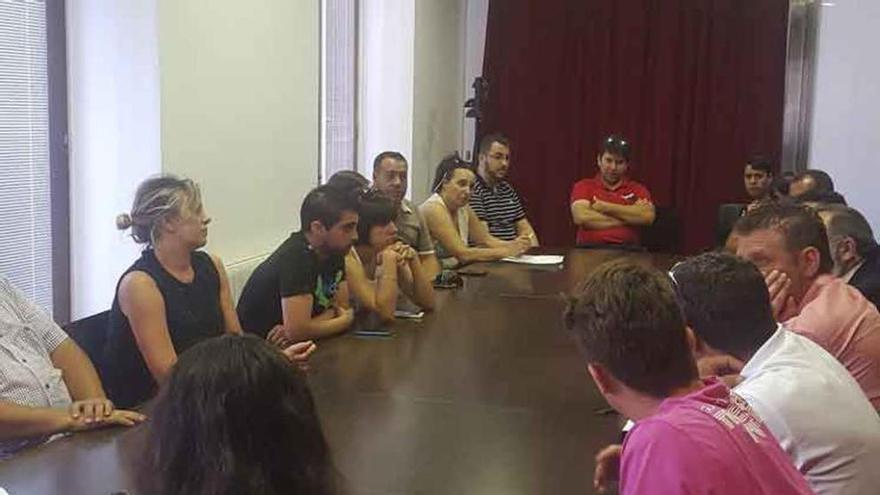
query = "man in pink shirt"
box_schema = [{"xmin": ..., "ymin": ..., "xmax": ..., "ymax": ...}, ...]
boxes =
[
  {"xmin": 564, "ymin": 260, "xmax": 812, "ymax": 495},
  {"xmin": 734, "ymin": 201, "xmax": 880, "ymax": 409}
]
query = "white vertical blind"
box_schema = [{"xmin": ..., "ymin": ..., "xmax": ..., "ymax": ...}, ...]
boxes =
[
  {"xmin": 321, "ymin": 0, "xmax": 358, "ymax": 181},
  {"xmin": 0, "ymin": 0, "xmax": 53, "ymax": 312},
  {"xmin": 356, "ymin": 0, "xmax": 414, "ymax": 183}
]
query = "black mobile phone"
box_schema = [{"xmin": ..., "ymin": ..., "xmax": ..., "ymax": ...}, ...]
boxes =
[
  {"xmin": 353, "ymin": 328, "xmax": 393, "ymax": 338},
  {"xmin": 457, "ymin": 269, "xmax": 488, "ymax": 277}
]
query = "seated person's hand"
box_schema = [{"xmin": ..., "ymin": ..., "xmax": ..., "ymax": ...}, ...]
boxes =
[
  {"xmin": 697, "ymin": 354, "xmax": 745, "ymax": 388},
  {"xmin": 514, "ymin": 235, "xmax": 532, "ymax": 250},
  {"xmin": 266, "ymin": 324, "xmax": 292, "ymax": 348},
  {"xmin": 334, "ymin": 305, "xmax": 355, "ymax": 324},
  {"xmin": 390, "ymin": 241, "xmax": 416, "ymax": 261},
  {"xmin": 591, "ymin": 197, "xmax": 609, "ymax": 213},
  {"xmin": 282, "ymin": 340, "xmax": 317, "ymax": 371},
  {"xmin": 69, "ymin": 398, "xmax": 114, "ymax": 424},
  {"xmin": 399, "ymin": 245, "xmax": 417, "ymax": 264},
  {"xmin": 504, "ymin": 238, "xmax": 530, "ymax": 258},
  {"xmin": 69, "ymin": 408, "xmax": 146, "ymax": 432},
  {"xmin": 594, "ymin": 443, "xmax": 623, "ymax": 494},
  {"xmin": 377, "ymin": 247, "xmax": 402, "ymax": 267},
  {"xmin": 764, "ymin": 269, "xmax": 797, "ymax": 321}
]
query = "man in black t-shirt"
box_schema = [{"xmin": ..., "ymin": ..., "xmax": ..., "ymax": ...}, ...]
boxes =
[{"xmin": 237, "ymin": 186, "xmax": 359, "ymax": 340}]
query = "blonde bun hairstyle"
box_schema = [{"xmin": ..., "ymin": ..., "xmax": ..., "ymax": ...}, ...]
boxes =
[
  {"xmin": 119, "ymin": 175, "xmax": 202, "ymax": 245},
  {"xmin": 116, "ymin": 213, "xmax": 133, "ymax": 230}
]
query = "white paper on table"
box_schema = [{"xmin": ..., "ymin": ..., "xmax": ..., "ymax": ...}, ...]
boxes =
[
  {"xmin": 501, "ymin": 255, "xmax": 564, "ymax": 265},
  {"xmin": 394, "ymin": 309, "xmax": 425, "ymax": 320}
]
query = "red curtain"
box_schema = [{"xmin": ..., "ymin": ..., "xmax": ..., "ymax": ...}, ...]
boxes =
[{"xmin": 481, "ymin": 0, "xmax": 788, "ymax": 253}]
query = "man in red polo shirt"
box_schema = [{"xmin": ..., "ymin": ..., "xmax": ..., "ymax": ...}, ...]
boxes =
[{"xmin": 570, "ymin": 135, "xmax": 655, "ymax": 245}]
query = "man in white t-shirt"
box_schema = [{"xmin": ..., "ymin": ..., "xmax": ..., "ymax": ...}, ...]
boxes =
[{"xmin": 670, "ymin": 252, "xmax": 880, "ymax": 495}]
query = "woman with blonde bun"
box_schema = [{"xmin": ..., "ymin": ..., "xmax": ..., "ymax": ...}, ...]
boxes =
[{"xmin": 104, "ymin": 176, "xmax": 314, "ymax": 408}]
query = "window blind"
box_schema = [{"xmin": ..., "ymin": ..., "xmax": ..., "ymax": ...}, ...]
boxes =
[
  {"xmin": 321, "ymin": 0, "xmax": 358, "ymax": 180},
  {"xmin": 0, "ymin": 0, "xmax": 53, "ymax": 313}
]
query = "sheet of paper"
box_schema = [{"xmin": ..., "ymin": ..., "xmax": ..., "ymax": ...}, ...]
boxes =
[
  {"xmin": 501, "ymin": 255, "xmax": 564, "ymax": 265},
  {"xmin": 394, "ymin": 309, "xmax": 425, "ymax": 320}
]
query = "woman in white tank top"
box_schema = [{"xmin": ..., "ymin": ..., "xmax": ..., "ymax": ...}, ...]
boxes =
[{"xmin": 419, "ymin": 154, "xmax": 530, "ymax": 268}]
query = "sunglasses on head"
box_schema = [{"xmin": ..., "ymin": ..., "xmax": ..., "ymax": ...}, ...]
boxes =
[
  {"xmin": 667, "ymin": 260, "xmax": 684, "ymax": 291},
  {"xmin": 605, "ymin": 136, "xmax": 631, "ymax": 154}
]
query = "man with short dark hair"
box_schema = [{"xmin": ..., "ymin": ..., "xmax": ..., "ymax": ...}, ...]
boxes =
[
  {"xmin": 672, "ymin": 252, "xmax": 880, "ymax": 495},
  {"xmin": 570, "ymin": 135, "xmax": 655, "ymax": 246},
  {"xmin": 238, "ymin": 185, "xmax": 357, "ymax": 340},
  {"xmin": 469, "ymin": 133, "xmax": 538, "ymax": 245},
  {"xmin": 744, "ymin": 155, "xmax": 775, "ymax": 205},
  {"xmin": 797, "ymin": 188, "xmax": 848, "ymax": 207},
  {"xmin": 733, "ymin": 202, "xmax": 880, "ymax": 408},
  {"xmin": 371, "ymin": 151, "xmax": 441, "ymax": 280},
  {"xmin": 566, "ymin": 259, "xmax": 811, "ymax": 495},
  {"xmin": 817, "ymin": 204, "xmax": 880, "ymax": 307},
  {"xmin": 789, "ymin": 169, "xmax": 842, "ymax": 204}
]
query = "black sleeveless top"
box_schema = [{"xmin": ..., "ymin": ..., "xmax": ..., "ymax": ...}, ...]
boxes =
[{"xmin": 103, "ymin": 249, "xmax": 224, "ymax": 408}]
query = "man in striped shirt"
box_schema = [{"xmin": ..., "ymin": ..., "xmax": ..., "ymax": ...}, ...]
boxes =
[{"xmin": 470, "ymin": 133, "xmax": 539, "ymax": 245}]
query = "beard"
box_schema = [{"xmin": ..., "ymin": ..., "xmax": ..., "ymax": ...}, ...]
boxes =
[{"xmin": 328, "ymin": 241, "xmax": 354, "ymax": 257}]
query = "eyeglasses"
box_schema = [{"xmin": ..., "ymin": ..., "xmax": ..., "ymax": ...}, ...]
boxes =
[
  {"xmin": 667, "ymin": 261, "xmax": 692, "ymax": 326},
  {"xmin": 604, "ymin": 136, "xmax": 631, "ymax": 157},
  {"xmin": 667, "ymin": 260, "xmax": 685, "ymax": 291},
  {"xmin": 606, "ymin": 136, "xmax": 629, "ymax": 147},
  {"xmin": 433, "ymin": 156, "xmax": 473, "ymax": 192}
]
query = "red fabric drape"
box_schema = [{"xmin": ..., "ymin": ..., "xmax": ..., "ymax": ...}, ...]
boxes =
[{"xmin": 481, "ymin": 0, "xmax": 788, "ymax": 253}]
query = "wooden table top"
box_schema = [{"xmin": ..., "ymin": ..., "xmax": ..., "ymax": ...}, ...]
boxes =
[{"xmin": 0, "ymin": 249, "xmax": 676, "ymax": 495}]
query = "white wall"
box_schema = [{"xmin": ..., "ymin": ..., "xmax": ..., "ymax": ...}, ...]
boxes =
[
  {"xmin": 66, "ymin": 0, "xmax": 469, "ymax": 316},
  {"xmin": 357, "ymin": 0, "xmax": 415, "ymax": 185},
  {"xmin": 411, "ymin": 0, "xmax": 466, "ymax": 202},
  {"xmin": 357, "ymin": 0, "xmax": 468, "ymax": 203},
  {"xmin": 810, "ymin": 0, "xmax": 880, "ymax": 233},
  {"xmin": 158, "ymin": 0, "xmax": 320, "ymax": 264},
  {"xmin": 66, "ymin": 0, "xmax": 161, "ymax": 318}
]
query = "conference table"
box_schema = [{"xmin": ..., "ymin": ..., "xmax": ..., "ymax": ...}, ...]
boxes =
[{"xmin": 0, "ymin": 249, "xmax": 676, "ymax": 495}]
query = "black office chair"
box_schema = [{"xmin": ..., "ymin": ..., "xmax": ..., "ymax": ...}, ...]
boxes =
[
  {"xmin": 63, "ymin": 310, "xmax": 110, "ymax": 379},
  {"xmin": 643, "ymin": 206, "xmax": 680, "ymax": 254},
  {"xmin": 716, "ymin": 203, "xmax": 746, "ymax": 247}
]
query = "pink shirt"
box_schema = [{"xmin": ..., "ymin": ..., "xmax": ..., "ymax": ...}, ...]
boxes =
[
  {"xmin": 620, "ymin": 379, "xmax": 812, "ymax": 495},
  {"xmin": 785, "ymin": 275, "xmax": 880, "ymax": 408}
]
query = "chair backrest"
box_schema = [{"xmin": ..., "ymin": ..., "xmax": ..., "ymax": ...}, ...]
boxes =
[
  {"xmin": 642, "ymin": 206, "xmax": 680, "ymax": 253},
  {"xmin": 716, "ymin": 203, "xmax": 746, "ymax": 247},
  {"xmin": 63, "ymin": 310, "xmax": 110, "ymax": 378},
  {"xmin": 226, "ymin": 253, "xmax": 270, "ymax": 304}
]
